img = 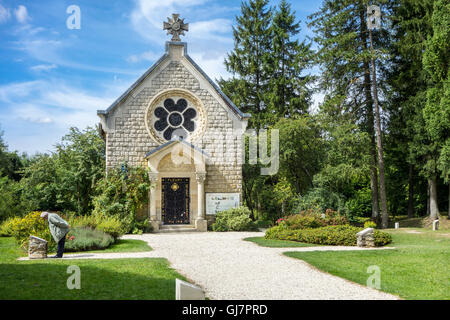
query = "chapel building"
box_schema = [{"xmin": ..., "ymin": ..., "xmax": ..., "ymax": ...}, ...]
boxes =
[{"xmin": 97, "ymin": 14, "xmax": 250, "ymax": 231}]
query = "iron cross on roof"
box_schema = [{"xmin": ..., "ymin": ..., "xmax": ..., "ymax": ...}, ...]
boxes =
[{"xmin": 163, "ymin": 14, "xmax": 189, "ymax": 41}]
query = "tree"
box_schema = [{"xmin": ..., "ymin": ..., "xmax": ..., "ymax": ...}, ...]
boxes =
[
  {"xmin": 55, "ymin": 127, "xmax": 106, "ymax": 214},
  {"xmin": 422, "ymin": 0, "xmax": 449, "ymax": 219},
  {"xmin": 267, "ymin": 0, "xmax": 314, "ymax": 121},
  {"xmin": 308, "ymin": 0, "xmax": 390, "ymax": 225},
  {"xmin": 219, "ymin": 0, "xmax": 273, "ymax": 130}
]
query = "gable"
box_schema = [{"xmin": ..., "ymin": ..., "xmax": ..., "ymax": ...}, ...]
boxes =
[{"xmin": 97, "ymin": 41, "xmax": 250, "ymax": 122}]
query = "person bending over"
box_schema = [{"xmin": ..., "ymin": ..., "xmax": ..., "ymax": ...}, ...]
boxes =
[{"xmin": 40, "ymin": 211, "xmax": 70, "ymax": 258}]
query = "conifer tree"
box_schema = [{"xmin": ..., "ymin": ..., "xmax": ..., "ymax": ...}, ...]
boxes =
[
  {"xmin": 267, "ymin": 0, "xmax": 314, "ymax": 122},
  {"xmin": 219, "ymin": 0, "xmax": 273, "ymax": 130},
  {"xmin": 308, "ymin": 0, "xmax": 390, "ymax": 226}
]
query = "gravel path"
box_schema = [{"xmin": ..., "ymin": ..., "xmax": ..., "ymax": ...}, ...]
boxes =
[
  {"xmin": 18, "ymin": 231, "xmax": 399, "ymax": 299},
  {"xmin": 126, "ymin": 232, "xmax": 398, "ymax": 300}
]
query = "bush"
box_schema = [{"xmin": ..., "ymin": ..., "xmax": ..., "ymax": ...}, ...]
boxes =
[
  {"xmin": 211, "ymin": 206, "xmax": 257, "ymax": 232},
  {"xmin": 364, "ymin": 221, "xmax": 377, "ymax": 229},
  {"xmin": 264, "ymin": 225, "xmax": 300, "ymax": 241},
  {"xmin": 92, "ymin": 164, "xmax": 150, "ymax": 234},
  {"xmin": 265, "ymin": 224, "xmax": 392, "ymax": 247},
  {"xmin": 95, "ymin": 215, "xmax": 128, "ymax": 239},
  {"xmin": 9, "ymin": 211, "xmax": 56, "ymax": 251},
  {"xmin": 374, "ymin": 230, "xmax": 392, "ymax": 246},
  {"xmin": 68, "ymin": 212, "xmax": 128, "ymax": 239},
  {"xmin": 281, "ymin": 209, "xmax": 348, "ymax": 230},
  {"xmin": 0, "ymin": 217, "xmax": 21, "ymax": 237},
  {"xmin": 65, "ymin": 227, "xmax": 114, "ymax": 252}
]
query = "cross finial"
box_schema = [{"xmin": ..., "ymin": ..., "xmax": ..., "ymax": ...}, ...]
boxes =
[{"xmin": 163, "ymin": 13, "xmax": 189, "ymax": 41}]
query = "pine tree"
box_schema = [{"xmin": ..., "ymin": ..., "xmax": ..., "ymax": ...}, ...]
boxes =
[
  {"xmin": 308, "ymin": 0, "xmax": 390, "ymax": 226},
  {"xmin": 267, "ymin": 0, "xmax": 314, "ymax": 122},
  {"xmin": 422, "ymin": 0, "xmax": 449, "ymax": 219},
  {"xmin": 219, "ymin": 0, "xmax": 273, "ymax": 130},
  {"xmin": 386, "ymin": 0, "xmax": 435, "ymax": 218}
]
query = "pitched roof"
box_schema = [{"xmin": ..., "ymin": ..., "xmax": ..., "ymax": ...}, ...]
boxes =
[
  {"xmin": 144, "ymin": 137, "xmax": 209, "ymax": 159},
  {"xmin": 97, "ymin": 41, "xmax": 251, "ymax": 120}
]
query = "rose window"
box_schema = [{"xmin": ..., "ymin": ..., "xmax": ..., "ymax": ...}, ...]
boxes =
[
  {"xmin": 145, "ymin": 90, "xmax": 206, "ymax": 144},
  {"xmin": 153, "ymin": 98, "xmax": 197, "ymax": 141}
]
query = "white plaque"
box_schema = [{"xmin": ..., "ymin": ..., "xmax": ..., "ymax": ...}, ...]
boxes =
[{"xmin": 206, "ymin": 193, "xmax": 240, "ymax": 215}]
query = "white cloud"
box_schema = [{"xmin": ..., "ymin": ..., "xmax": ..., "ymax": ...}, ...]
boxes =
[
  {"xmin": 14, "ymin": 5, "xmax": 30, "ymax": 24},
  {"xmin": 0, "ymin": 3, "xmax": 10, "ymax": 23},
  {"xmin": 127, "ymin": 50, "xmax": 160, "ymax": 63},
  {"xmin": 30, "ymin": 64, "xmax": 57, "ymax": 72},
  {"xmin": 0, "ymin": 80, "xmax": 119, "ymax": 128}
]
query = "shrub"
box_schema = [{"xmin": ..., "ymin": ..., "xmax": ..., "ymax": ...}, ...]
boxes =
[
  {"xmin": 364, "ymin": 221, "xmax": 377, "ymax": 229},
  {"xmin": 264, "ymin": 225, "xmax": 301, "ymax": 241},
  {"xmin": 95, "ymin": 215, "xmax": 128, "ymax": 239},
  {"xmin": 68, "ymin": 213, "xmax": 128, "ymax": 239},
  {"xmin": 211, "ymin": 206, "xmax": 257, "ymax": 232},
  {"xmin": 374, "ymin": 230, "xmax": 392, "ymax": 246},
  {"xmin": 265, "ymin": 224, "xmax": 392, "ymax": 247},
  {"xmin": 281, "ymin": 209, "xmax": 348, "ymax": 230},
  {"xmin": 92, "ymin": 164, "xmax": 150, "ymax": 234},
  {"xmin": 65, "ymin": 227, "xmax": 114, "ymax": 252},
  {"xmin": 9, "ymin": 211, "xmax": 56, "ymax": 251},
  {"xmin": 0, "ymin": 217, "xmax": 21, "ymax": 237}
]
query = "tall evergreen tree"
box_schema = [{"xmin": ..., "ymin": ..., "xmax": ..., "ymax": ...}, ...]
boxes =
[
  {"xmin": 308, "ymin": 0, "xmax": 390, "ymax": 226},
  {"xmin": 386, "ymin": 0, "xmax": 432, "ymax": 218},
  {"xmin": 219, "ymin": 0, "xmax": 273, "ymax": 130},
  {"xmin": 267, "ymin": 0, "xmax": 314, "ymax": 122},
  {"xmin": 422, "ymin": 0, "xmax": 449, "ymax": 218}
]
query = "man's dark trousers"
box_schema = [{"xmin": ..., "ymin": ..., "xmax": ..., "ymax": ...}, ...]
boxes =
[{"xmin": 56, "ymin": 236, "xmax": 66, "ymax": 258}]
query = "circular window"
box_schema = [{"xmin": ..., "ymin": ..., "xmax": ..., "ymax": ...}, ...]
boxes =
[{"xmin": 145, "ymin": 89, "xmax": 206, "ymax": 144}]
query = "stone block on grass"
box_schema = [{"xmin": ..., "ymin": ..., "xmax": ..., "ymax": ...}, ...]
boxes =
[{"xmin": 28, "ymin": 235, "xmax": 48, "ymax": 259}]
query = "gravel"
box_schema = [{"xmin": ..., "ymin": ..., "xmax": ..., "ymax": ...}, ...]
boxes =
[
  {"xmin": 123, "ymin": 232, "xmax": 399, "ymax": 300},
  {"xmin": 18, "ymin": 231, "xmax": 399, "ymax": 300}
]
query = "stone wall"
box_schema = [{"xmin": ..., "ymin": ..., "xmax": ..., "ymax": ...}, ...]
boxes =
[{"xmin": 104, "ymin": 52, "xmax": 244, "ymax": 218}]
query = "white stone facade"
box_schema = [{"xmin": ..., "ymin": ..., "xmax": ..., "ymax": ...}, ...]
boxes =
[{"xmin": 97, "ymin": 41, "xmax": 250, "ymax": 231}]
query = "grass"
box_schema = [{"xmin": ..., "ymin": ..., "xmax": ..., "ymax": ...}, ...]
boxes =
[
  {"xmin": 0, "ymin": 237, "xmax": 185, "ymax": 299},
  {"xmin": 244, "ymin": 236, "xmax": 317, "ymax": 247},
  {"xmin": 64, "ymin": 239, "xmax": 152, "ymax": 255},
  {"xmin": 284, "ymin": 228, "xmax": 450, "ymax": 300}
]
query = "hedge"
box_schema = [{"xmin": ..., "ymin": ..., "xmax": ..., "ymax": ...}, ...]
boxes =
[{"xmin": 265, "ymin": 224, "xmax": 392, "ymax": 246}]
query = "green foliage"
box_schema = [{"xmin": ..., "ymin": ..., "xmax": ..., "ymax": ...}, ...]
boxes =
[
  {"xmin": 364, "ymin": 221, "xmax": 377, "ymax": 229},
  {"xmin": 67, "ymin": 212, "xmax": 128, "ymax": 239},
  {"xmin": 65, "ymin": 227, "xmax": 114, "ymax": 252},
  {"xmin": 0, "ymin": 176, "xmax": 26, "ymax": 222},
  {"xmin": 8, "ymin": 211, "xmax": 56, "ymax": 251},
  {"xmin": 373, "ymin": 230, "xmax": 393, "ymax": 246},
  {"xmin": 92, "ymin": 165, "xmax": 150, "ymax": 234},
  {"xmin": 18, "ymin": 127, "xmax": 105, "ymax": 213},
  {"xmin": 0, "ymin": 217, "xmax": 21, "ymax": 237},
  {"xmin": 220, "ymin": 0, "xmax": 273, "ymax": 129},
  {"xmin": 264, "ymin": 225, "xmax": 300, "ymax": 241},
  {"xmin": 281, "ymin": 209, "xmax": 348, "ymax": 230},
  {"xmin": 266, "ymin": 224, "xmax": 392, "ymax": 247},
  {"xmin": 211, "ymin": 206, "xmax": 257, "ymax": 232}
]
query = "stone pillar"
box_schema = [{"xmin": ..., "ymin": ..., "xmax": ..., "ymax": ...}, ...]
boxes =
[
  {"xmin": 149, "ymin": 172, "xmax": 160, "ymax": 232},
  {"xmin": 195, "ymin": 172, "xmax": 207, "ymax": 232}
]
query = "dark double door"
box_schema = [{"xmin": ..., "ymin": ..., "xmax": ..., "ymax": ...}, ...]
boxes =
[{"xmin": 162, "ymin": 178, "xmax": 190, "ymax": 224}]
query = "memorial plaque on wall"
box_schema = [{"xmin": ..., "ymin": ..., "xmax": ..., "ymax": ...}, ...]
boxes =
[{"xmin": 206, "ymin": 193, "xmax": 240, "ymax": 215}]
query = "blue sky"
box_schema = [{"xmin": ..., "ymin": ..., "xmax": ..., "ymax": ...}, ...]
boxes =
[{"xmin": 0, "ymin": 0, "xmax": 321, "ymax": 155}]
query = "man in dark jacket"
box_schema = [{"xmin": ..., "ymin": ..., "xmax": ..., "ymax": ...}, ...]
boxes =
[{"xmin": 41, "ymin": 211, "xmax": 70, "ymax": 258}]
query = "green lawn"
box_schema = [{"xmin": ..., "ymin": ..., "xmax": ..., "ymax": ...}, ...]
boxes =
[
  {"xmin": 0, "ymin": 237, "xmax": 184, "ymax": 299},
  {"xmin": 244, "ymin": 236, "xmax": 317, "ymax": 247},
  {"xmin": 284, "ymin": 229, "xmax": 450, "ymax": 300},
  {"xmin": 64, "ymin": 239, "xmax": 152, "ymax": 255}
]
